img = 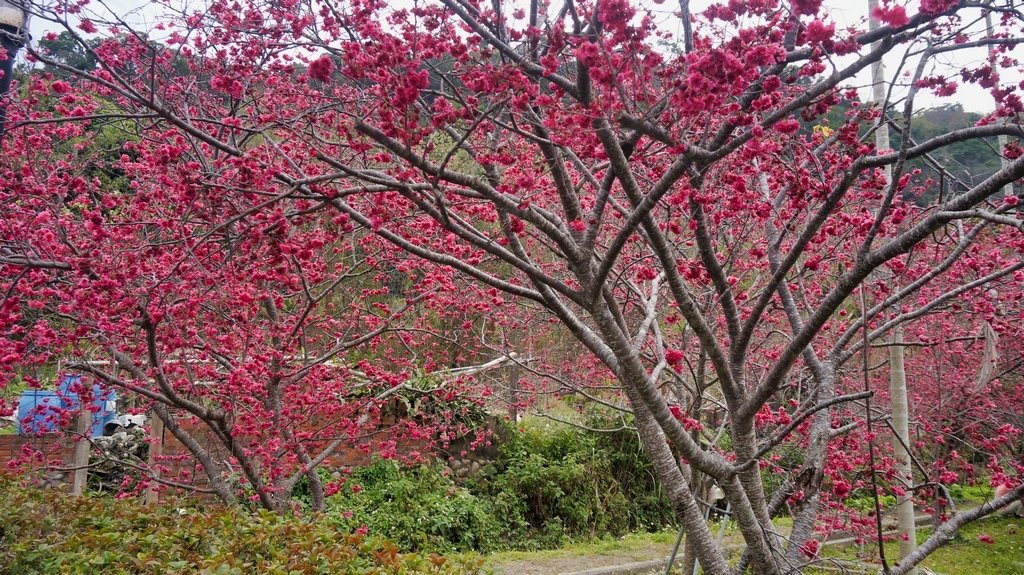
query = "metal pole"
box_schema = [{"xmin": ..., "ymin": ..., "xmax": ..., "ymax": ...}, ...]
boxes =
[{"xmin": 663, "ymin": 523, "xmax": 685, "ymax": 575}]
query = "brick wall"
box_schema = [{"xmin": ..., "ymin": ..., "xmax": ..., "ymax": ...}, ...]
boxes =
[
  {"xmin": 0, "ymin": 434, "xmax": 76, "ymax": 487},
  {"xmin": 0, "ymin": 427, "xmax": 434, "ymax": 497}
]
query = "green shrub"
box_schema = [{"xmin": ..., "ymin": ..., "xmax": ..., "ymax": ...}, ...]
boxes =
[
  {"xmin": 481, "ymin": 416, "xmax": 675, "ymax": 548},
  {"xmin": 845, "ymin": 493, "xmax": 897, "ymax": 514},
  {"xmin": 316, "ymin": 413, "xmax": 677, "ymax": 553},
  {"xmin": 947, "ymin": 483, "xmax": 993, "ymax": 504},
  {"xmin": 325, "ymin": 460, "xmax": 504, "ymax": 554},
  {"xmin": 582, "ymin": 414, "xmax": 676, "ymax": 532},
  {"xmin": 0, "ymin": 476, "xmax": 488, "ymax": 575}
]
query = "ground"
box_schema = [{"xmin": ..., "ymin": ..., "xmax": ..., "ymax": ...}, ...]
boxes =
[
  {"xmin": 486, "ymin": 516, "xmax": 1024, "ymax": 575},
  {"xmin": 488, "ymin": 531, "xmax": 681, "ymax": 575}
]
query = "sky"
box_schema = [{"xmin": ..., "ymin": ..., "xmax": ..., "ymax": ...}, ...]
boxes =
[{"xmin": 22, "ymin": 0, "xmax": 1019, "ymax": 114}]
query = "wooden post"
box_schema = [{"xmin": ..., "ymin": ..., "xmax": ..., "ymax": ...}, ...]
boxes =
[
  {"xmin": 144, "ymin": 410, "xmax": 164, "ymax": 505},
  {"xmin": 70, "ymin": 409, "xmax": 92, "ymax": 496}
]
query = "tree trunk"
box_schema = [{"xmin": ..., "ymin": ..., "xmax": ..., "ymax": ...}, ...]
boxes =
[
  {"xmin": 889, "ymin": 325, "xmax": 918, "ymax": 573},
  {"xmin": 153, "ymin": 404, "xmax": 238, "ymax": 507},
  {"xmin": 868, "ymin": 1, "xmax": 917, "ymax": 570}
]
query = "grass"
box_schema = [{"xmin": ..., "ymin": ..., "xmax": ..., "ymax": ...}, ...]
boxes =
[
  {"xmin": 486, "ymin": 515, "xmax": 794, "ymax": 564},
  {"xmin": 486, "ymin": 530, "xmax": 680, "ymax": 564},
  {"xmin": 812, "ymin": 516, "xmax": 1024, "ymax": 575},
  {"xmin": 486, "ymin": 509, "xmax": 1020, "ymax": 575}
]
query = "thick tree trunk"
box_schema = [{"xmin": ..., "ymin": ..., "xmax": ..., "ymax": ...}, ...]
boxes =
[
  {"xmin": 679, "ymin": 538, "xmax": 697, "ymax": 575},
  {"xmin": 588, "ymin": 299, "xmax": 733, "ymax": 575},
  {"xmin": 627, "ymin": 396, "xmax": 731, "ymax": 575}
]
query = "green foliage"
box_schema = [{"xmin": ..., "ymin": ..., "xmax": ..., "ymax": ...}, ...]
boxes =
[
  {"xmin": 1, "ymin": 412, "xmax": 679, "ymax": 560},
  {"xmin": 325, "ymin": 460, "xmax": 505, "ymax": 554},
  {"xmin": 947, "ymin": 483, "xmax": 994, "ymax": 504},
  {"xmin": 844, "ymin": 493, "xmax": 897, "ymax": 514},
  {"xmin": 902, "ymin": 104, "xmax": 1006, "ymax": 203},
  {"xmin": 312, "ymin": 413, "xmax": 676, "ymax": 554},
  {"xmin": 481, "ymin": 416, "xmax": 675, "ymax": 549},
  {"xmin": 36, "ymin": 31, "xmax": 100, "ymax": 75},
  {"xmin": 0, "ymin": 476, "xmax": 488, "ymax": 575},
  {"xmin": 485, "ymin": 423, "xmax": 597, "ymax": 548},
  {"xmin": 796, "ymin": 100, "xmax": 1007, "ymax": 205}
]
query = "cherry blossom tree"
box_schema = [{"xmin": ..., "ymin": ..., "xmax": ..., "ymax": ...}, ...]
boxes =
[
  {"xmin": 2, "ymin": 0, "xmax": 1024, "ymax": 572},
  {"xmin": 1, "ymin": 47, "xmax": 521, "ymax": 509},
  {"xmin": 1, "ymin": 105, "xmax": 519, "ymax": 509}
]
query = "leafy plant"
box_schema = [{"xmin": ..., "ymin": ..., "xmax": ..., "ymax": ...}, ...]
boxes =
[
  {"xmin": 298, "ymin": 413, "xmax": 677, "ymax": 553},
  {"xmin": 481, "ymin": 416, "xmax": 675, "ymax": 548},
  {"xmin": 325, "ymin": 460, "xmax": 504, "ymax": 553},
  {"xmin": 0, "ymin": 474, "xmax": 489, "ymax": 575}
]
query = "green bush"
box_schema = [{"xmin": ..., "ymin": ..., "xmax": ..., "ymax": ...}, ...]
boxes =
[
  {"xmin": 480, "ymin": 416, "xmax": 675, "ymax": 548},
  {"xmin": 314, "ymin": 414, "xmax": 677, "ymax": 553},
  {"xmin": 582, "ymin": 415, "xmax": 677, "ymax": 532},
  {"xmin": 845, "ymin": 493, "xmax": 897, "ymax": 514},
  {"xmin": 325, "ymin": 460, "xmax": 504, "ymax": 554},
  {"xmin": 2, "ymin": 411, "xmax": 681, "ymax": 563},
  {"xmin": 947, "ymin": 483, "xmax": 993, "ymax": 504},
  {"xmin": 0, "ymin": 476, "xmax": 488, "ymax": 575}
]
